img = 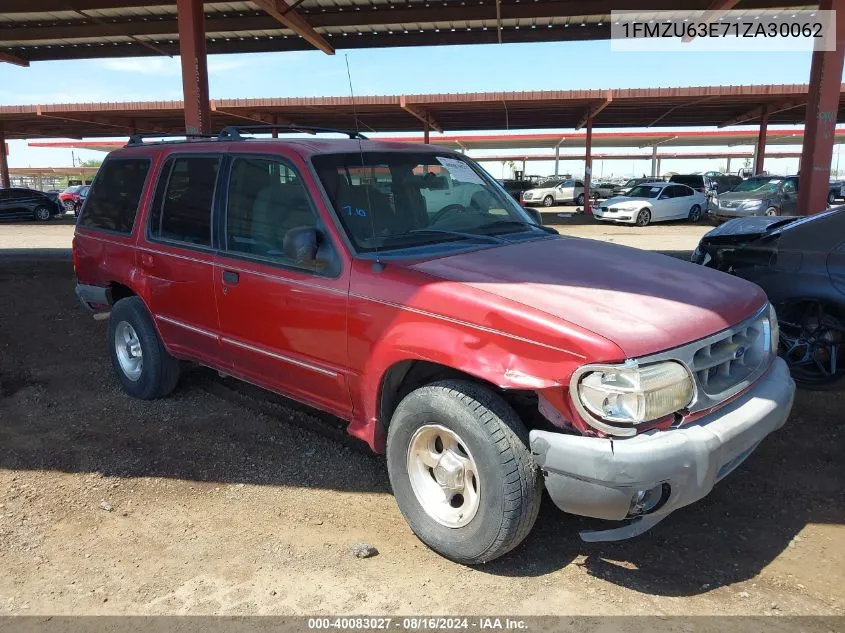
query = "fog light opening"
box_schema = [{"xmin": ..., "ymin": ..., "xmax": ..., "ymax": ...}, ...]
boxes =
[{"xmin": 627, "ymin": 483, "xmax": 671, "ymax": 518}]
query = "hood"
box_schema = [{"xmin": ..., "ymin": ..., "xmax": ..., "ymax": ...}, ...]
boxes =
[
  {"xmin": 701, "ymin": 215, "xmax": 798, "ymax": 244},
  {"xmin": 718, "ymin": 190, "xmax": 774, "ymax": 203},
  {"xmin": 604, "ymin": 196, "xmax": 650, "ymax": 207},
  {"xmin": 410, "ymin": 237, "xmax": 767, "ymax": 358}
]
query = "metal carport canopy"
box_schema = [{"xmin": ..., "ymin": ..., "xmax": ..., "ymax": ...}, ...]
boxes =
[
  {"xmin": 0, "ymin": 0, "xmax": 816, "ymax": 64},
  {"xmin": 2, "ymin": 84, "xmax": 844, "ymax": 139}
]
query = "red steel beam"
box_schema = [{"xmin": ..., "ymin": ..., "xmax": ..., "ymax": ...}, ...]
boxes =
[
  {"xmin": 176, "ymin": 0, "xmax": 210, "ymax": 135},
  {"xmin": 584, "ymin": 115, "xmax": 593, "ymax": 214},
  {"xmin": 251, "ymin": 0, "xmax": 334, "ymax": 55},
  {"xmin": 400, "ymin": 97, "xmax": 444, "ymax": 133},
  {"xmin": 0, "ymin": 130, "xmax": 10, "ymax": 189},
  {"xmin": 0, "ymin": 51, "xmax": 29, "ymax": 67},
  {"xmin": 797, "ymin": 0, "xmax": 845, "ymax": 215},
  {"xmin": 719, "ymin": 99, "xmax": 805, "ymax": 127},
  {"xmin": 576, "ymin": 92, "xmax": 612, "ymax": 130},
  {"xmin": 754, "ymin": 106, "xmax": 769, "ymax": 175}
]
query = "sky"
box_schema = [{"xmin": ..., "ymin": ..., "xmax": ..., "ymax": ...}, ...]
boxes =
[{"xmin": 1, "ymin": 39, "xmax": 841, "ymax": 178}]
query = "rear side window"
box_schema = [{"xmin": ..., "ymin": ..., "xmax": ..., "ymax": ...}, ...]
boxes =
[
  {"xmin": 670, "ymin": 175, "xmax": 703, "ymax": 188},
  {"xmin": 148, "ymin": 156, "xmax": 221, "ymax": 247},
  {"xmin": 78, "ymin": 158, "xmax": 150, "ymax": 233}
]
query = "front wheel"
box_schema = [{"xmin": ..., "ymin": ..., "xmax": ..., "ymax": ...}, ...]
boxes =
[
  {"xmin": 386, "ymin": 380, "xmax": 542, "ymax": 564},
  {"xmin": 542, "ymin": 195, "xmax": 554, "ymax": 208},
  {"xmin": 688, "ymin": 204, "xmax": 702, "ymax": 223},
  {"xmin": 108, "ymin": 297, "xmax": 181, "ymax": 399},
  {"xmin": 764, "ymin": 207, "xmax": 778, "ymax": 217},
  {"xmin": 778, "ymin": 300, "xmax": 845, "ymax": 390},
  {"xmin": 635, "ymin": 208, "xmax": 652, "ymax": 227},
  {"xmin": 33, "ymin": 205, "xmax": 52, "ymax": 222},
  {"xmin": 828, "ymin": 190, "xmax": 837, "ymax": 205},
  {"xmin": 575, "ymin": 193, "xmax": 585, "ymax": 206}
]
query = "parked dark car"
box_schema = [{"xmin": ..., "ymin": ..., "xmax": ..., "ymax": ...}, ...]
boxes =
[
  {"xmin": 498, "ymin": 179, "xmax": 535, "ymax": 202},
  {"xmin": 711, "ymin": 175, "xmax": 799, "ymax": 220},
  {"xmin": 669, "ymin": 174, "xmax": 719, "ymax": 195},
  {"xmin": 0, "ymin": 187, "xmax": 63, "ymax": 221},
  {"xmin": 691, "ymin": 206, "xmax": 845, "ymax": 389}
]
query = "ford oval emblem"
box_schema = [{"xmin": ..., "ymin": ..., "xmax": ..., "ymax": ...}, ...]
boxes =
[{"xmin": 734, "ymin": 346, "xmax": 747, "ymax": 359}]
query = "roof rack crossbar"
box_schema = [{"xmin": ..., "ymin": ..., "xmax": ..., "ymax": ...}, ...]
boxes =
[
  {"xmin": 217, "ymin": 124, "xmax": 368, "ymax": 140},
  {"xmin": 125, "ymin": 132, "xmax": 218, "ymax": 147}
]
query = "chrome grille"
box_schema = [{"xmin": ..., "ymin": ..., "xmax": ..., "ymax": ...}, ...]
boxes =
[
  {"xmin": 634, "ymin": 305, "xmax": 774, "ymax": 413},
  {"xmin": 692, "ymin": 319, "xmax": 766, "ymax": 395}
]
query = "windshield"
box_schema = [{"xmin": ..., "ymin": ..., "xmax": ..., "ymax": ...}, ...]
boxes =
[
  {"xmin": 312, "ymin": 152, "xmax": 546, "ymax": 253},
  {"xmin": 622, "ymin": 179, "xmax": 640, "ymax": 188},
  {"xmin": 732, "ymin": 177, "xmax": 781, "ymax": 194},
  {"xmin": 626, "ymin": 184, "xmax": 663, "ymax": 198},
  {"xmin": 64, "ymin": 185, "xmax": 82, "ymax": 193},
  {"xmin": 536, "ymin": 179, "xmax": 563, "ymax": 189}
]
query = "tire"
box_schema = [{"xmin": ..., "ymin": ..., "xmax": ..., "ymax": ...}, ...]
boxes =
[
  {"xmin": 575, "ymin": 193, "xmax": 585, "ymax": 206},
  {"xmin": 777, "ymin": 299, "xmax": 845, "ymax": 391},
  {"xmin": 828, "ymin": 190, "xmax": 837, "ymax": 205},
  {"xmin": 688, "ymin": 204, "xmax": 702, "ymax": 223},
  {"xmin": 33, "ymin": 205, "xmax": 52, "ymax": 222},
  {"xmin": 108, "ymin": 296, "xmax": 181, "ymax": 400},
  {"xmin": 635, "ymin": 208, "xmax": 651, "ymax": 227},
  {"xmin": 764, "ymin": 207, "xmax": 778, "ymax": 217},
  {"xmin": 542, "ymin": 195, "xmax": 554, "ymax": 208},
  {"xmin": 386, "ymin": 380, "xmax": 542, "ymax": 565}
]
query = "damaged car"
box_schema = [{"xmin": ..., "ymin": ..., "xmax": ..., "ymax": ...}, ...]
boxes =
[
  {"xmin": 692, "ymin": 207, "xmax": 845, "ymax": 389},
  {"xmin": 73, "ymin": 128, "xmax": 795, "ymax": 564}
]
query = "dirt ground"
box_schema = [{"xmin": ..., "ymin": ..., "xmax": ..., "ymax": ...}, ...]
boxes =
[{"xmin": 0, "ymin": 214, "xmax": 842, "ymax": 617}]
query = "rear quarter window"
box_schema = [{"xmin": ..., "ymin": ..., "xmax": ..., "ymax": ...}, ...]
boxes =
[{"xmin": 79, "ymin": 158, "xmax": 151, "ymax": 234}]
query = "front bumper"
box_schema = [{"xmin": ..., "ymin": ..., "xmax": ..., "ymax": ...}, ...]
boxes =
[{"xmin": 530, "ymin": 357, "xmax": 794, "ymax": 541}]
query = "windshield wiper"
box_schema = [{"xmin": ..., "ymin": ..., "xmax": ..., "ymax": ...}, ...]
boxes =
[
  {"xmin": 474, "ymin": 220, "xmax": 559, "ymax": 235},
  {"xmin": 404, "ymin": 229, "xmax": 507, "ymax": 244}
]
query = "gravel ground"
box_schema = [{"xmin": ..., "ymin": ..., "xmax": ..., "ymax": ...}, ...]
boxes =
[{"xmin": 0, "ymin": 216, "xmax": 842, "ymax": 617}]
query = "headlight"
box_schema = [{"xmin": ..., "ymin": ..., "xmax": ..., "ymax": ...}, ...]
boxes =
[
  {"xmin": 574, "ymin": 361, "xmax": 694, "ymax": 436},
  {"xmin": 740, "ymin": 199, "xmax": 764, "ymax": 210},
  {"xmin": 768, "ymin": 303, "xmax": 780, "ymax": 352}
]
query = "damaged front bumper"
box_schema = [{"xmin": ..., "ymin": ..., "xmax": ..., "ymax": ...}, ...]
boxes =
[{"xmin": 529, "ymin": 357, "xmax": 795, "ymax": 542}]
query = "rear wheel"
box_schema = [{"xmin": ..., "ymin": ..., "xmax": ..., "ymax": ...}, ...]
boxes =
[
  {"xmin": 575, "ymin": 193, "xmax": 585, "ymax": 206},
  {"xmin": 108, "ymin": 297, "xmax": 181, "ymax": 399},
  {"xmin": 764, "ymin": 207, "xmax": 778, "ymax": 216},
  {"xmin": 386, "ymin": 380, "xmax": 542, "ymax": 564},
  {"xmin": 542, "ymin": 195, "xmax": 554, "ymax": 208},
  {"xmin": 33, "ymin": 205, "xmax": 52, "ymax": 222},
  {"xmin": 828, "ymin": 190, "xmax": 837, "ymax": 205},
  {"xmin": 778, "ymin": 300, "xmax": 845, "ymax": 390},
  {"xmin": 688, "ymin": 204, "xmax": 702, "ymax": 223},
  {"xmin": 635, "ymin": 208, "xmax": 652, "ymax": 227}
]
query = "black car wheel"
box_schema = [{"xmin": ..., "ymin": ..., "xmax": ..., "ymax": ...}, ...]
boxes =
[
  {"xmin": 828, "ymin": 190, "xmax": 837, "ymax": 205},
  {"xmin": 688, "ymin": 204, "xmax": 702, "ymax": 223},
  {"xmin": 575, "ymin": 193, "xmax": 585, "ymax": 206},
  {"xmin": 635, "ymin": 208, "xmax": 651, "ymax": 227},
  {"xmin": 33, "ymin": 205, "xmax": 52, "ymax": 222},
  {"xmin": 778, "ymin": 300, "xmax": 845, "ymax": 390}
]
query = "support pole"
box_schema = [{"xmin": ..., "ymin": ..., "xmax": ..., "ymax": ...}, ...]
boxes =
[
  {"xmin": 656, "ymin": 157, "xmax": 662, "ymax": 178},
  {"xmin": 554, "ymin": 143, "xmax": 560, "ymax": 177},
  {"xmin": 423, "ymin": 120, "xmax": 430, "ymax": 144},
  {"xmin": 797, "ymin": 0, "xmax": 845, "ymax": 215},
  {"xmin": 754, "ymin": 106, "xmax": 768, "ymax": 175},
  {"xmin": 650, "ymin": 145, "xmax": 658, "ymax": 177},
  {"xmin": 0, "ymin": 129, "xmax": 9, "ymax": 190},
  {"xmin": 726, "ymin": 156, "xmax": 732, "ymax": 174},
  {"xmin": 177, "ymin": 0, "xmax": 210, "ymax": 136},
  {"xmin": 584, "ymin": 115, "xmax": 593, "ymax": 214}
]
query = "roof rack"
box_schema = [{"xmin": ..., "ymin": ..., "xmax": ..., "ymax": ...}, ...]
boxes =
[
  {"xmin": 125, "ymin": 132, "xmax": 218, "ymax": 147},
  {"xmin": 217, "ymin": 125, "xmax": 368, "ymax": 141}
]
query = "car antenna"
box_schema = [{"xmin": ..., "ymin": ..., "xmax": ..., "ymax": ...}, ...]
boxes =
[{"xmin": 345, "ymin": 54, "xmax": 384, "ymax": 272}]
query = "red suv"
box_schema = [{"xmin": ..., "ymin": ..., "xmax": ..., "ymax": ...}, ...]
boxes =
[{"xmin": 73, "ymin": 127, "xmax": 795, "ymax": 564}]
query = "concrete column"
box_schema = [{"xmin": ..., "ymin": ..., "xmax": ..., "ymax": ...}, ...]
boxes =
[
  {"xmin": 650, "ymin": 145, "xmax": 658, "ymax": 177},
  {"xmin": 0, "ymin": 129, "xmax": 9, "ymax": 190},
  {"xmin": 584, "ymin": 115, "xmax": 593, "ymax": 214},
  {"xmin": 726, "ymin": 156, "xmax": 732, "ymax": 174},
  {"xmin": 797, "ymin": 0, "xmax": 845, "ymax": 214},
  {"xmin": 754, "ymin": 106, "xmax": 769, "ymax": 175},
  {"xmin": 177, "ymin": 0, "xmax": 210, "ymax": 135},
  {"xmin": 656, "ymin": 157, "xmax": 662, "ymax": 179}
]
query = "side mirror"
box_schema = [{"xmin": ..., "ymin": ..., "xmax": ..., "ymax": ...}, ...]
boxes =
[
  {"xmin": 523, "ymin": 207, "xmax": 543, "ymax": 225},
  {"xmin": 283, "ymin": 226, "xmax": 321, "ymax": 267}
]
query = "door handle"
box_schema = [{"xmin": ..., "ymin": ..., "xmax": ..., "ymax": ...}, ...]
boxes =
[{"xmin": 222, "ymin": 270, "xmax": 240, "ymax": 285}]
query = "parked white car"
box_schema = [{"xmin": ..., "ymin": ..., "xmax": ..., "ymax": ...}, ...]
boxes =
[
  {"xmin": 522, "ymin": 179, "xmax": 585, "ymax": 207},
  {"xmin": 593, "ymin": 182, "xmax": 707, "ymax": 226}
]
